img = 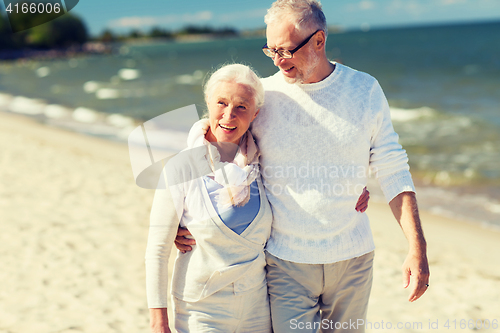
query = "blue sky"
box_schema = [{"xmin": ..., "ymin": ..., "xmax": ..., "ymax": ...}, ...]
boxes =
[{"xmin": 70, "ymin": 0, "xmax": 500, "ymax": 36}]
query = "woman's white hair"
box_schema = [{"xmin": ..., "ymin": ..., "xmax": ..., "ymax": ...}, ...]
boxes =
[
  {"xmin": 204, "ymin": 63, "xmax": 264, "ymax": 110},
  {"xmin": 264, "ymin": 0, "xmax": 327, "ymax": 38}
]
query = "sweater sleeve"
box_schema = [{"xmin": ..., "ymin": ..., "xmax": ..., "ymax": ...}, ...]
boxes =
[
  {"xmin": 369, "ymin": 81, "xmax": 416, "ymax": 203},
  {"xmin": 145, "ymin": 171, "xmax": 181, "ymax": 308}
]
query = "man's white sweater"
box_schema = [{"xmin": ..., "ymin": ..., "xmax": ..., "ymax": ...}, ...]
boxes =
[{"xmin": 250, "ymin": 63, "xmax": 415, "ymax": 264}]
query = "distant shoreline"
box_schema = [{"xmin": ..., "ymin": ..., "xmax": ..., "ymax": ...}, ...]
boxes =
[
  {"xmin": 0, "ymin": 32, "xmax": 266, "ymax": 61},
  {"xmin": 0, "ymin": 42, "xmax": 113, "ymax": 61},
  {"xmin": 3, "ymin": 18, "xmax": 499, "ymax": 61}
]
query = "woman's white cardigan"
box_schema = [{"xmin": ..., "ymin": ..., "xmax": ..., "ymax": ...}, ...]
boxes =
[{"xmin": 145, "ymin": 143, "xmax": 272, "ymax": 307}]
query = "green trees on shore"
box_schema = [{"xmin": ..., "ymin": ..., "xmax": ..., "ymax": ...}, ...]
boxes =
[
  {"xmin": 0, "ymin": 11, "xmax": 88, "ymax": 50},
  {"xmin": 0, "ymin": 4, "xmax": 241, "ymax": 52},
  {"xmin": 27, "ymin": 14, "xmax": 87, "ymax": 48}
]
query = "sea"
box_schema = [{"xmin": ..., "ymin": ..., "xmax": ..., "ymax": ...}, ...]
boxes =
[{"xmin": 1, "ymin": 20, "xmax": 499, "ymax": 227}]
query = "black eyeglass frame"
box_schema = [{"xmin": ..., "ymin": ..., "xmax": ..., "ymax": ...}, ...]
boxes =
[{"xmin": 262, "ymin": 29, "xmax": 322, "ymax": 59}]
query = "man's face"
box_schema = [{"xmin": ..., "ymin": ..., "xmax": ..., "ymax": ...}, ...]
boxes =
[{"xmin": 266, "ymin": 17, "xmax": 321, "ymax": 84}]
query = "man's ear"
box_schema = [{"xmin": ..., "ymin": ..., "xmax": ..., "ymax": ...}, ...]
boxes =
[{"xmin": 314, "ymin": 30, "xmax": 327, "ymax": 50}]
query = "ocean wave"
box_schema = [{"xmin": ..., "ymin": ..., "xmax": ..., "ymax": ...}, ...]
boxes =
[
  {"xmin": 175, "ymin": 70, "xmax": 204, "ymax": 85},
  {"xmin": 8, "ymin": 96, "xmax": 47, "ymax": 115},
  {"xmin": 390, "ymin": 106, "xmax": 436, "ymax": 122},
  {"xmin": 367, "ymin": 178, "xmax": 500, "ymax": 229},
  {"xmin": 118, "ymin": 68, "xmax": 141, "ymax": 81},
  {"xmin": 35, "ymin": 66, "xmax": 51, "ymax": 78},
  {"xmin": 44, "ymin": 104, "xmax": 72, "ymax": 119},
  {"xmin": 73, "ymin": 107, "xmax": 100, "ymax": 123},
  {"xmin": 387, "ymin": 104, "xmax": 500, "ymax": 185},
  {"xmin": 0, "ymin": 92, "xmax": 139, "ymax": 141}
]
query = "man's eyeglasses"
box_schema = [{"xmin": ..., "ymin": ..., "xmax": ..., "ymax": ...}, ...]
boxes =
[{"xmin": 262, "ymin": 29, "xmax": 321, "ymax": 59}]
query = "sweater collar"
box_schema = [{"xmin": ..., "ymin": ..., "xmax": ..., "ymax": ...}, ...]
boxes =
[{"xmin": 276, "ymin": 61, "xmax": 342, "ymax": 92}]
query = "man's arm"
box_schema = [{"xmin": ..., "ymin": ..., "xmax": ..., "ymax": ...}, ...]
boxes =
[
  {"xmin": 365, "ymin": 80, "xmax": 429, "ymax": 300},
  {"xmin": 389, "ymin": 191, "xmax": 429, "ymax": 302},
  {"xmin": 174, "ymin": 187, "xmax": 371, "ymax": 252}
]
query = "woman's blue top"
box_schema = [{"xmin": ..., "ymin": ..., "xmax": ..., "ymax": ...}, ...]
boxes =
[{"xmin": 202, "ymin": 176, "xmax": 261, "ymax": 235}]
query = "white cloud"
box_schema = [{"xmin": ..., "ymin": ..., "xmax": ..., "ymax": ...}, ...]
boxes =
[
  {"xmin": 345, "ymin": 1, "xmax": 376, "ymax": 12},
  {"xmin": 107, "ymin": 8, "xmax": 267, "ymax": 30},
  {"xmin": 385, "ymin": 0, "xmax": 425, "ymax": 17},
  {"xmin": 359, "ymin": 1, "xmax": 375, "ymax": 10},
  {"xmin": 219, "ymin": 8, "xmax": 267, "ymax": 23},
  {"xmin": 440, "ymin": 0, "xmax": 468, "ymax": 5},
  {"xmin": 181, "ymin": 11, "xmax": 213, "ymax": 23},
  {"xmin": 109, "ymin": 16, "xmax": 160, "ymax": 28},
  {"xmin": 108, "ymin": 11, "xmax": 213, "ymax": 29}
]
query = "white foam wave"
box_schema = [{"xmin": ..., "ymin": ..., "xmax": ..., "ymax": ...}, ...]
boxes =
[
  {"xmin": 8, "ymin": 96, "xmax": 47, "ymax": 115},
  {"xmin": 44, "ymin": 104, "xmax": 72, "ymax": 119},
  {"xmin": 35, "ymin": 66, "xmax": 51, "ymax": 78},
  {"xmin": 118, "ymin": 68, "xmax": 141, "ymax": 81},
  {"xmin": 390, "ymin": 106, "xmax": 435, "ymax": 122},
  {"xmin": 96, "ymin": 88, "xmax": 121, "ymax": 100},
  {"xmin": 175, "ymin": 70, "xmax": 204, "ymax": 85},
  {"xmin": 486, "ymin": 203, "xmax": 500, "ymax": 214},
  {"xmin": 367, "ymin": 177, "xmax": 500, "ymax": 229},
  {"xmin": 73, "ymin": 107, "xmax": 100, "ymax": 123},
  {"xmin": 107, "ymin": 114, "xmax": 135, "ymax": 128},
  {"xmin": 83, "ymin": 81, "xmax": 102, "ymax": 93}
]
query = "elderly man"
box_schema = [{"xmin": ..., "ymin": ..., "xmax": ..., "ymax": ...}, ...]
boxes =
[{"xmin": 177, "ymin": 0, "xmax": 429, "ymax": 332}]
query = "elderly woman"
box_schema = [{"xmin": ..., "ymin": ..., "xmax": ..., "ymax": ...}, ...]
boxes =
[
  {"xmin": 146, "ymin": 64, "xmax": 370, "ymax": 333},
  {"xmin": 146, "ymin": 64, "xmax": 272, "ymax": 333}
]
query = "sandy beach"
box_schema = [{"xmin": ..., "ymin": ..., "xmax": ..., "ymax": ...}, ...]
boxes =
[{"xmin": 1, "ymin": 111, "xmax": 499, "ymax": 333}]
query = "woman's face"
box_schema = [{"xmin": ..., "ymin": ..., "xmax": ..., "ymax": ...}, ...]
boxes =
[{"xmin": 205, "ymin": 81, "xmax": 259, "ymax": 145}]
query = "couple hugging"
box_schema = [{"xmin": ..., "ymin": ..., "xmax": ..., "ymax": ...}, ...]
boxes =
[{"xmin": 145, "ymin": 1, "xmax": 429, "ymax": 332}]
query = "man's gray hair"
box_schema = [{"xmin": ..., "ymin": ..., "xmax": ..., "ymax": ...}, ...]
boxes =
[
  {"xmin": 265, "ymin": 0, "xmax": 327, "ymax": 38},
  {"xmin": 204, "ymin": 64, "xmax": 264, "ymax": 109}
]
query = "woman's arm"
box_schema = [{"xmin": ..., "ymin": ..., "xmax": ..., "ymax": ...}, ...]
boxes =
[{"xmin": 145, "ymin": 179, "xmax": 181, "ymax": 329}]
